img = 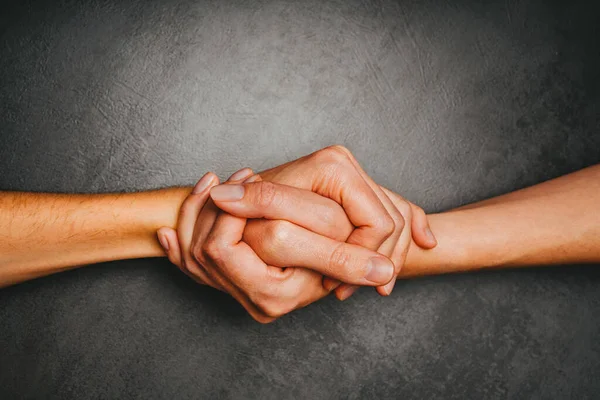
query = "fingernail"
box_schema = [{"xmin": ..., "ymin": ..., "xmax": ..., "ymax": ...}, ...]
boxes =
[
  {"xmin": 229, "ymin": 168, "xmax": 253, "ymax": 181},
  {"xmin": 339, "ymin": 285, "xmax": 359, "ymax": 300},
  {"xmin": 364, "ymin": 257, "xmax": 394, "ymax": 284},
  {"xmin": 192, "ymin": 173, "xmax": 215, "ymax": 194},
  {"xmin": 210, "ymin": 184, "xmax": 245, "ymax": 201},
  {"xmin": 382, "ymin": 276, "xmax": 397, "ymax": 295},
  {"xmin": 425, "ymin": 227, "xmax": 437, "ymax": 245},
  {"xmin": 243, "ymin": 174, "xmax": 261, "ymax": 183},
  {"xmin": 157, "ymin": 232, "xmax": 169, "ymax": 252}
]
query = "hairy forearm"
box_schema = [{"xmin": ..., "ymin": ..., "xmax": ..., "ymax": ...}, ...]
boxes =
[
  {"xmin": 5, "ymin": 162, "xmax": 598, "ymax": 288},
  {"xmin": 0, "ymin": 188, "xmax": 189, "ymax": 287},
  {"xmin": 401, "ymin": 164, "xmax": 600, "ymax": 278}
]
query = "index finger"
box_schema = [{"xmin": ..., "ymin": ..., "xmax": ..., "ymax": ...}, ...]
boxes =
[
  {"xmin": 311, "ymin": 148, "xmax": 395, "ymax": 250},
  {"xmin": 206, "ymin": 211, "xmax": 329, "ymax": 319},
  {"xmin": 259, "ymin": 146, "xmax": 395, "ymax": 250},
  {"xmin": 209, "ymin": 180, "xmax": 353, "ymax": 242}
]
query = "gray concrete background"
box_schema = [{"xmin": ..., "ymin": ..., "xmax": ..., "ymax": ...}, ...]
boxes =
[{"xmin": 1, "ymin": 0, "xmax": 599, "ymax": 398}]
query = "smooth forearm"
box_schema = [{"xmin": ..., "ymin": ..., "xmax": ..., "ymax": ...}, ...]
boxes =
[
  {"xmin": 401, "ymin": 164, "xmax": 600, "ymax": 278},
  {"xmin": 0, "ymin": 188, "xmax": 189, "ymax": 287}
]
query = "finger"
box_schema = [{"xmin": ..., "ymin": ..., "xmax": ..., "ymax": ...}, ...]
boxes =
[
  {"xmin": 228, "ymin": 167, "xmax": 254, "ymax": 182},
  {"xmin": 211, "ymin": 176, "xmax": 352, "ymax": 294},
  {"xmin": 185, "ymin": 169, "xmax": 254, "ymax": 293},
  {"xmin": 336, "ymin": 175, "xmax": 404, "ymax": 296},
  {"xmin": 329, "ymin": 149, "xmax": 404, "ymax": 242},
  {"xmin": 337, "ymin": 285, "xmax": 359, "ymax": 301},
  {"xmin": 238, "ymin": 174, "xmax": 339, "ymax": 316},
  {"xmin": 242, "ymin": 220, "xmax": 395, "ymax": 286},
  {"xmin": 371, "ymin": 197, "xmax": 411, "ymax": 296},
  {"xmin": 268, "ymin": 147, "xmax": 393, "ymax": 250},
  {"xmin": 178, "ymin": 172, "xmax": 219, "ymax": 251},
  {"xmin": 255, "ymin": 147, "xmax": 397, "ymax": 299},
  {"xmin": 408, "ymin": 202, "xmax": 438, "ymax": 249},
  {"xmin": 373, "ymin": 191, "xmax": 408, "ymax": 296},
  {"xmin": 318, "ymin": 148, "xmax": 406, "ymax": 298},
  {"xmin": 378, "ymin": 189, "xmax": 437, "ymax": 297},
  {"xmin": 158, "ymin": 227, "xmax": 219, "ymax": 288},
  {"xmin": 322, "ymin": 277, "xmax": 342, "ymax": 292},
  {"xmin": 190, "ymin": 168, "xmax": 254, "ymax": 262},
  {"xmin": 333, "ymin": 151, "xmax": 405, "ymax": 259},
  {"xmin": 243, "ymin": 174, "xmax": 262, "ymax": 183},
  {"xmin": 209, "ymin": 211, "xmax": 330, "ymax": 321},
  {"xmin": 209, "ymin": 168, "xmax": 399, "ymax": 296},
  {"xmin": 209, "ymin": 181, "xmax": 353, "ymax": 242},
  {"xmin": 317, "ymin": 147, "xmax": 401, "ymax": 247},
  {"xmin": 316, "ymin": 159, "xmax": 393, "ymax": 250},
  {"xmin": 374, "ymin": 188, "xmax": 426, "ymax": 296},
  {"xmin": 380, "ymin": 186, "xmax": 438, "ymax": 249},
  {"xmin": 207, "ymin": 212, "xmax": 274, "ymax": 289},
  {"xmin": 176, "ymin": 172, "xmax": 224, "ymax": 290},
  {"xmin": 204, "ymin": 208, "xmax": 289, "ymax": 320},
  {"xmin": 157, "ymin": 227, "xmax": 182, "ymax": 268}
]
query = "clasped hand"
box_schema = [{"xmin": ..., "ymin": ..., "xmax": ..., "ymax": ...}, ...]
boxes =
[{"xmin": 157, "ymin": 146, "xmax": 437, "ymax": 323}]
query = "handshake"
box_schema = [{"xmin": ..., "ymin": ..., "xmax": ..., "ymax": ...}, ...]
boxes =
[
  {"xmin": 157, "ymin": 146, "xmax": 438, "ymax": 323},
  {"xmin": 2, "ymin": 144, "xmax": 595, "ymax": 320}
]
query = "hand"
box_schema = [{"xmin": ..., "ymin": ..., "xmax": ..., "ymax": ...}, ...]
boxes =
[
  {"xmin": 249, "ymin": 145, "xmax": 437, "ymax": 298},
  {"xmin": 158, "ymin": 145, "xmax": 437, "ymax": 322},
  {"xmin": 211, "ymin": 179, "xmax": 436, "ymax": 301},
  {"xmin": 158, "ymin": 168, "xmax": 434, "ymax": 322},
  {"xmin": 157, "ymin": 169, "xmax": 398, "ymax": 323}
]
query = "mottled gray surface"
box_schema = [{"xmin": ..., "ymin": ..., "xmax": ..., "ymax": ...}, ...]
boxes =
[{"xmin": 1, "ymin": 0, "xmax": 600, "ymax": 398}]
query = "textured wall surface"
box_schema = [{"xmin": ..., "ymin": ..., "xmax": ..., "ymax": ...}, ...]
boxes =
[{"xmin": 1, "ymin": 0, "xmax": 599, "ymax": 398}]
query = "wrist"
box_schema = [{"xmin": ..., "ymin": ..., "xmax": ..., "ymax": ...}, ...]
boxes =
[
  {"xmin": 401, "ymin": 208, "xmax": 520, "ymax": 279},
  {"xmin": 400, "ymin": 211, "xmax": 472, "ymax": 278},
  {"xmin": 122, "ymin": 187, "xmax": 191, "ymax": 258},
  {"xmin": 0, "ymin": 187, "xmax": 192, "ymax": 287}
]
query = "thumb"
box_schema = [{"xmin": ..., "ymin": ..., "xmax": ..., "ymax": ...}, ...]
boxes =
[
  {"xmin": 409, "ymin": 203, "xmax": 438, "ymax": 249},
  {"xmin": 209, "ymin": 180, "xmax": 353, "ymax": 241}
]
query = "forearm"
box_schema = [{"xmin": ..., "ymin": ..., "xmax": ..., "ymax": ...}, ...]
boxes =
[
  {"xmin": 0, "ymin": 188, "xmax": 189, "ymax": 287},
  {"xmin": 401, "ymin": 164, "xmax": 600, "ymax": 278}
]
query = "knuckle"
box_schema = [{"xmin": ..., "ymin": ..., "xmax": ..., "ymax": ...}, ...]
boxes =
[
  {"xmin": 374, "ymin": 213, "xmax": 396, "ymax": 237},
  {"xmin": 243, "ymin": 303, "xmax": 278, "ymax": 324},
  {"xmin": 267, "ymin": 264, "xmax": 297, "ymax": 283},
  {"xmin": 323, "ymin": 209, "xmax": 351, "ymax": 241},
  {"xmin": 390, "ymin": 208, "xmax": 406, "ymax": 232},
  {"xmin": 191, "ymin": 243, "xmax": 205, "ymax": 264},
  {"xmin": 241, "ymin": 219, "xmax": 263, "ymax": 248},
  {"xmin": 255, "ymin": 298, "xmax": 286, "ymax": 319},
  {"xmin": 255, "ymin": 181, "xmax": 281, "ymax": 209},
  {"xmin": 328, "ymin": 242, "xmax": 354, "ymax": 274},
  {"xmin": 314, "ymin": 145, "xmax": 351, "ymax": 166},
  {"xmin": 327, "ymin": 145, "xmax": 353, "ymax": 159},
  {"xmin": 253, "ymin": 284, "xmax": 298, "ymax": 319},
  {"xmin": 394, "ymin": 199, "xmax": 412, "ymax": 216},
  {"xmin": 252, "ymin": 313, "xmax": 277, "ymax": 324},
  {"xmin": 394, "ymin": 201, "xmax": 414, "ymax": 229},
  {"xmin": 267, "ymin": 220, "xmax": 293, "ymax": 247},
  {"xmin": 201, "ymin": 238, "xmax": 225, "ymax": 262}
]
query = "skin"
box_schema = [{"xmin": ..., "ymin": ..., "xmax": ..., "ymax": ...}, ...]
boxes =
[
  {"xmin": 0, "ymin": 147, "xmax": 436, "ymax": 300},
  {"xmin": 0, "ymin": 188, "xmax": 188, "ymax": 287},
  {"xmin": 158, "ymin": 168, "xmax": 435, "ymax": 323},
  {"xmin": 255, "ymin": 146, "xmax": 438, "ymax": 298},
  {"xmin": 156, "ymin": 146, "xmax": 438, "ymax": 322},
  {"xmin": 159, "ymin": 150, "xmax": 600, "ymax": 322},
  {"xmin": 1, "ymin": 146, "xmax": 599, "ymax": 323}
]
